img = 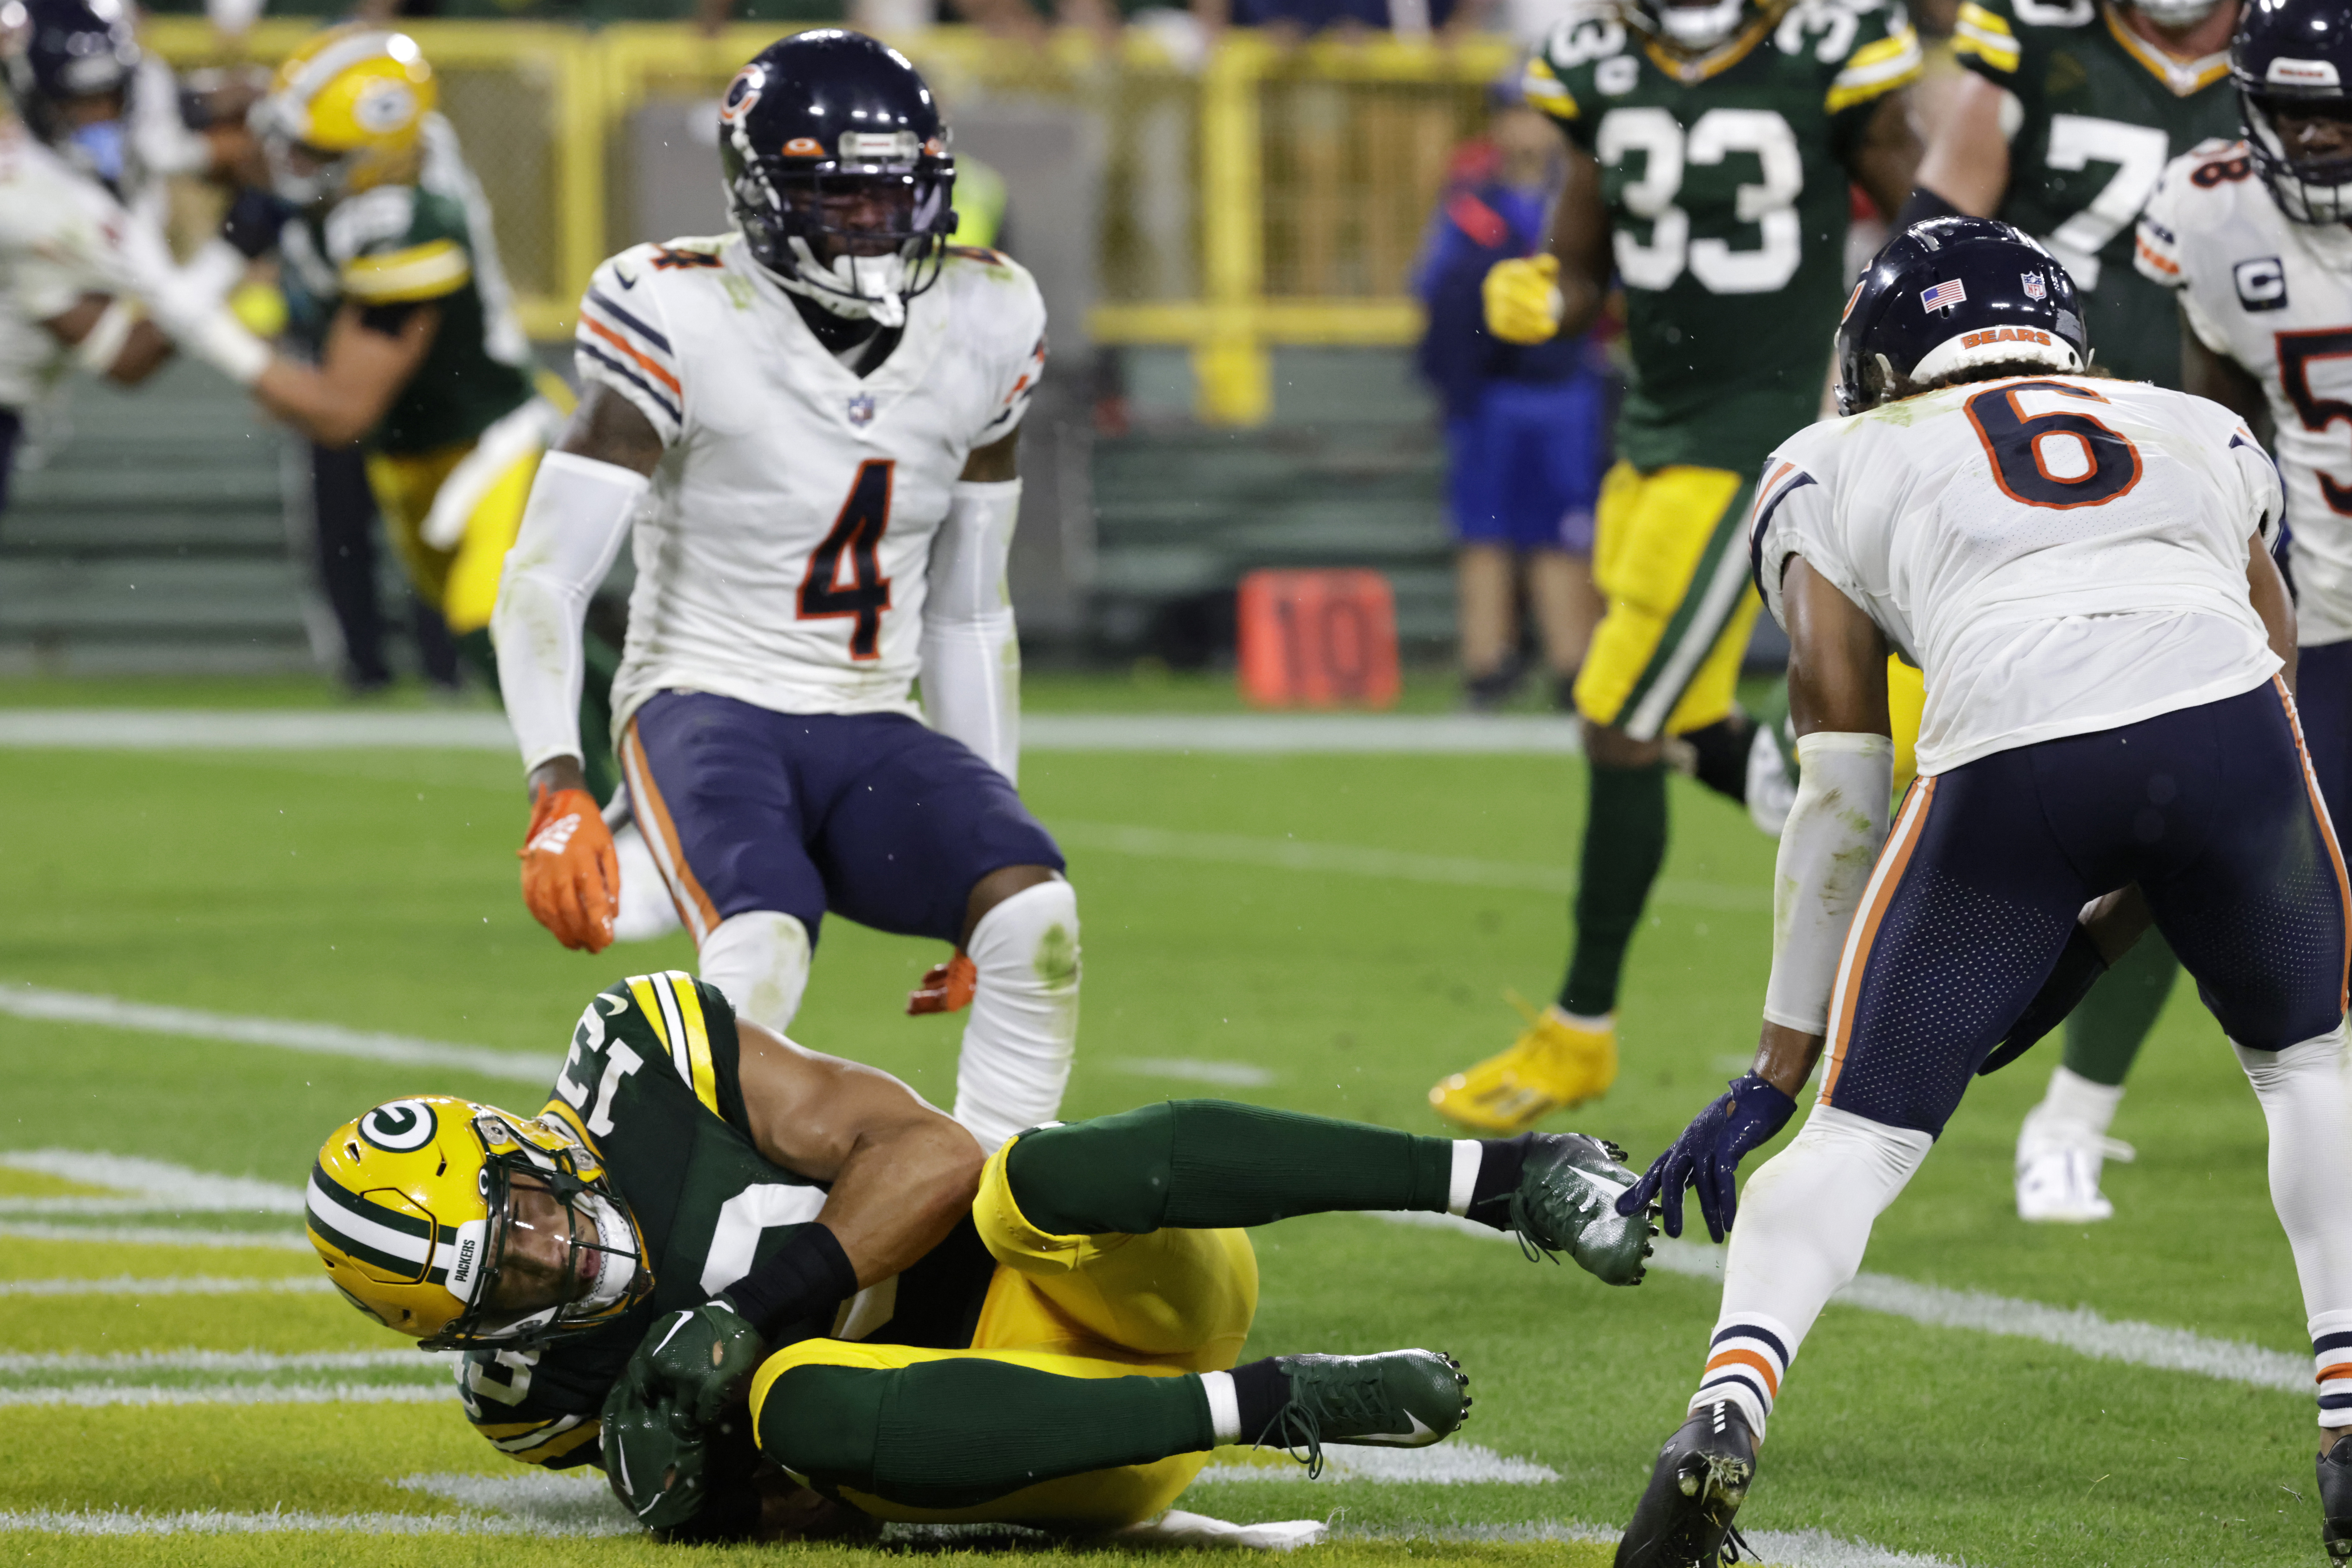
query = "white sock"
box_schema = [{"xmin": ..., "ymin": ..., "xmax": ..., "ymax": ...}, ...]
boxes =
[
  {"xmin": 953, "ymin": 879, "xmax": 1080, "ymax": 1153},
  {"xmin": 696, "ymin": 911, "xmax": 813, "ymax": 1034},
  {"xmin": 1199, "ymin": 1370, "xmax": 1242, "ymax": 1445},
  {"xmin": 610, "ymin": 821, "xmax": 685, "ymax": 943},
  {"xmin": 1691, "ymin": 1104, "xmax": 1932, "ymax": 1440},
  {"xmin": 2032, "ymin": 1065, "xmax": 2125, "ymax": 1140},
  {"xmin": 2237, "ymin": 1029, "xmax": 2352, "ymax": 1331}
]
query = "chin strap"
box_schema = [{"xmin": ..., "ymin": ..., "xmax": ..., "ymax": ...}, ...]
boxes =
[{"xmin": 774, "ymin": 239, "xmax": 910, "ymax": 328}]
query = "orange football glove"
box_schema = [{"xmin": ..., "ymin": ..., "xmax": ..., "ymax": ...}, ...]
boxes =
[
  {"xmin": 906, "ymin": 952, "xmax": 977, "ymax": 1015},
  {"xmin": 519, "ymin": 787, "xmax": 618, "ymax": 954}
]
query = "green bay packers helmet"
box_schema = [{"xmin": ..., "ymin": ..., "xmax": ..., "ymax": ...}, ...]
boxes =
[
  {"xmin": 1622, "ymin": 0, "xmax": 1772, "ymax": 54},
  {"xmin": 307, "ymin": 1096, "xmax": 650, "ymax": 1350}
]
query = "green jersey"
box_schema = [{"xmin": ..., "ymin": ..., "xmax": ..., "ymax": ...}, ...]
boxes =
[
  {"xmin": 455, "ymin": 971, "xmax": 997, "ymax": 1472},
  {"xmin": 1528, "ymin": 0, "xmax": 1923, "ymax": 475},
  {"xmin": 1951, "ymin": 0, "xmax": 2235, "ymax": 387},
  {"xmin": 293, "ymin": 182, "xmax": 534, "ymax": 454}
]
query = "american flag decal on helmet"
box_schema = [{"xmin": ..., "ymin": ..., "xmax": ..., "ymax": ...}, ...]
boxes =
[{"xmin": 1921, "ymin": 278, "xmax": 1968, "ymax": 312}]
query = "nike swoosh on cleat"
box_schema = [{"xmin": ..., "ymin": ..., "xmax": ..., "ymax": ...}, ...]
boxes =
[{"xmin": 1347, "ymin": 1410, "xmax": 1439, "ymax": 1446}]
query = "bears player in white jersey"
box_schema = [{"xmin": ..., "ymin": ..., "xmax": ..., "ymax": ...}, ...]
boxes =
[
  {"xmin": 2138, "ymin": 0, "xmax": 2352, "ymax": 860},
  {"xmin": 491, "ymin": 30, "xmax": 1073, "ymax": 1154},
  {"xmin": 1603, "ymin": 219, "xmax": 2352, "ymax": 1565},
  {"xmin": 0, "ymin": 0, "xmax": 184, "ymax": 507}
]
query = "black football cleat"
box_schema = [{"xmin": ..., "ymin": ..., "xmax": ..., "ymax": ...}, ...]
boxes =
[
  {"xmin": 1615, "ymin": 1400, "xmax": 1756, "ymax": 1567},
  {"xmin": 2321, "ymin": 1431, "xmax": 2352, "ymax": 1563}
]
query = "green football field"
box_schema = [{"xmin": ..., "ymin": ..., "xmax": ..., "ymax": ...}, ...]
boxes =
[{"xmin": 0, "ymin": 676, "xmax": 2326, "ymax": 1566}]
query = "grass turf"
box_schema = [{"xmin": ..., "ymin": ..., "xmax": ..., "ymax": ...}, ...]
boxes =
[{"xmin": 0, "ymin": 739, "xmax": 2323, "ymax": 1565}]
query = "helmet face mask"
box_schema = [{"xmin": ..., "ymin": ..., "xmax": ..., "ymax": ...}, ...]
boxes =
[
  {"xmin": 1, "ymin": 0, "xmax": 138, "ymax": 181},
  {"xmin": 2233, "ymin": 0, "xmax": 2352, "ymax": 223},
  {"xmin": 2125, "ymin": 0, "xmax": 2226, "ymax": 31},
  {"xmin": 308, "ymin": 1097, "xmax": 652, "ymax": 1351},
  {"xmin": 717, "ymin": 32, "xmax": 959, "ymax": 329},
  {"xmin": 1622, "ymin": 0, "xmax": 1754, "ymax": 54}
]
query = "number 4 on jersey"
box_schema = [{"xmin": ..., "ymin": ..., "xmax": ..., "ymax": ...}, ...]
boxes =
[{"xmin": 799, "ymin": 460, "xmax": 894, "ymax": 659}]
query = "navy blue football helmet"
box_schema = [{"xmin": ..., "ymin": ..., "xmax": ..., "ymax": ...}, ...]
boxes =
[
  {"xmin": 1, "ymin": 0, "xmax": 138, "ymax": 180},
  {"xmin": 1834, "ymin": 218, "xmax": 2089, "ymax": 416},
  {"xmin": 2234, "ymin": 0, "xmax": 2352, "ymax": 223},
  {"xmin": 718, "ymin": 30, "xmax": 957, "ymax": 328}
]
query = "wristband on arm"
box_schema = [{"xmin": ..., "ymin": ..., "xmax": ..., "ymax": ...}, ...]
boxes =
[{"xmin": 718, "ymin": 1222, "xmax": 859, "ymax": 1341}]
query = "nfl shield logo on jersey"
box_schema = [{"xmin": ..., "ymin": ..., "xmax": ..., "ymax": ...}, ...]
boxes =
[
  {"xmin": 847, "ymin": 393, "xmax": 876, "ymax": 428},
  {"xmin": 2021, "ymin": 272, "xmax": 2046, "ymax": 301}
]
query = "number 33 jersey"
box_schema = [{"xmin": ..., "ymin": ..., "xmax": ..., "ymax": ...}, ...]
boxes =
[
  {"xmin": 2138, "ymin": 139, "xmax": 2352, "ymax": 645},
  {"xmin": 1524, "ymin": 0, "xmax": 1922, "ymax": 478},
  {"xmin": 573, "ymin": 237, "xmax": 1047, "ymax": 728},
  {"xmin": 1749, "ymin": 375, "xmax": 2281, "ymax": 774}
]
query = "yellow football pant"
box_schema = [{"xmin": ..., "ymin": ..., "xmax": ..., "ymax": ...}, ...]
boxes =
[
  {"xmin": 1888, "ymin": 653, "xmax": 1924, "ymax": 791},
  {"xmin": 748, "ymin": 1133, "xmax": 1259, "ymax": 1530},
  {"xmin": 1573, "ymin": 461, "xmax": 1764, "ymax": 741},
  {"xmin": 365, "ymin": 440, "xmax": 543, "ymax": 637}
]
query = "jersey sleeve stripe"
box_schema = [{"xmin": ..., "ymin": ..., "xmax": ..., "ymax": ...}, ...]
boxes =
[
  {"xmin": 667, "ymin": 972, "xmax": 721, "ymax": 1114},
  {"xmin": 625, "ymin": 975, "xmax": 675, "ymax": 1061},
  {"xmin": 341, "ymin": 240, "xmax": 472, "ymax": 304},
  {"xmin": 1747, "ymin": 470, "xmax": 1818, "ymax": 600},
  {"xmin": 585, "ymin": 287, "xmax": 673, "ymax": 354},
  {"xmin": 578, "ymin": 342, "xmax": 684, "ymax": 427},
  {"xmin": 1523, "ymin": 55, "xmax": 1579, "ymax": 120},
  {"xmin": 578, "ymin": 316, "xmax": 681, "ymax": 398},
  {"xmin": 2133, "ymin": 230, "xmax": 2182, "ymax": 281},
  {"xmin": 1950, "ymin": 5, "xmax": 2020, "ymax": 71},
  {"xmin": 1826, "ymin": 30, "xmax": 1924, "ymax": 112}
]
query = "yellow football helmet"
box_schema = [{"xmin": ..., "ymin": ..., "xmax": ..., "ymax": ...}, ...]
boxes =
[
  {"xmin": 253, "ymin": 25, "xmax": 434, "ymax": 207},
  {"xmin": 307, "ymin": 1095, "xmax": 651, "ymax": 1350}
]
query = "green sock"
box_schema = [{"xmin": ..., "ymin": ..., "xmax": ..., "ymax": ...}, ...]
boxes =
[
  {"xmin": 2060, "ymin": 930, "xmax": 2182, "ymax": 1087},
  {"xmin": 1006, "ymin": 1101, "xmax": 1458, "ymax": 1236},
  {"xmin": 1559, "ymin": 759, "xmax": 1669, "ymax": 1018},
  {"xmin": 762, "ymin": 1359, "xmax": 1214, "ymax": 1510}
]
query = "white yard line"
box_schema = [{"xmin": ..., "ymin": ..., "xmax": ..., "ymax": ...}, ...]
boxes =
[
  {"xmin": 1108, "ymin": 1056, "xmax": 1278, "ymax": 1088},
  {"xmin": 0, "ymin": 709, "xmax": 1590, "ymax": 756},
  {"xmin": 0, "ymin": 1382, "xmax": 454, "ymax": 1407},
  {"xmin": 0, "ymin": 1275, "xmax": 332, "ymax": 1297},
  {"xmin": 0, "ymin": 1150, "xmax": 300, "ymax": 1213},
  {"xmin": 0, "ymin": 1507, "xmax": 623, "ymax": 1537},
  {"xmin": 0, "ymin": 1349, "xmax": 432, "ymax": 1374},
  {"xmin": 1378, "ymin": 1210, "xmax": 2309, "ymax": 1393},
  {"xmin": 1195, "ymin": 1443, "xmax": 1557, "ymax": 1484},
  {"xmin": 0, "ymin": 1222, "xmax": 311, "ymax": 1251},
  {"xmin": 0, "ymin": 983, "xmax": 556, "ymax": 1084},
  {"xmin": 1349, "ymin": 1521, "xmax": 1961, "ymax": 1568},
  {"xmin": 1053, "ymin": 819, "xmax": 1768, "ymax": 914}
]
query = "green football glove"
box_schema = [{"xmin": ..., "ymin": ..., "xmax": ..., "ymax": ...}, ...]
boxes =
[{"xmin": 600, "ymin": 1301, "xmax": 768, "ymax": 1533}]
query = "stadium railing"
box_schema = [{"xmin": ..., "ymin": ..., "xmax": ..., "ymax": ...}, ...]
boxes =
[{"xmin": 142, "ymin": 19, "xmax": 1512, "ymax": 426}]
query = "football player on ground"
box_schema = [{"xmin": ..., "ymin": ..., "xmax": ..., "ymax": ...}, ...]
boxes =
[
  {"xmin": 155, "ymin": 28, "xmax": 624, "ymax": 798},
  {"xmin": 1905, "ymin": 0, "xmax": 2241, "ymax": 1230},
  {"xmin": 1605, "ymin": 218, "xmax": 2352, "ymax": 1566},
  {"xmin": 491, "ymin": 31, "xmax": 1074, "ymax": 1152},
  {"xmin": 1427, "ymin": 0, "xmax": 1925, "ymax": 1135},
  {"xmin": 304, "ymin": 970, "xmax": 1656, "ymax": 1540},
  {"xmin": 0, "ymin": 0, "xmax": 188, "ymax": 509}
]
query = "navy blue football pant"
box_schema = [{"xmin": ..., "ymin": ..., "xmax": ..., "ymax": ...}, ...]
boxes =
[
  {"xmin": 2298, "ymin": 640, "xmax": 2352, "ymax": 823},
  {"xmin": 1821, "ymin": 679, "xmax": 2350, "ymax": 1137},
  {"xmin": 617, "ymin": 691, "xmax": 1064, "ymax": 947}
]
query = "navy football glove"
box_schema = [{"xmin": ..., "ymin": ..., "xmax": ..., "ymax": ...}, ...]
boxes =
[{"xmin": 1614, "ymin": 1072, "xmax": 1795, "ymax": 1244}]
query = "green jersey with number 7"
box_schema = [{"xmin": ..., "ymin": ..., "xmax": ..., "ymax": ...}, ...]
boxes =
[
  {"xmin": 1950, "ymin": 0, "xmax": 2237, "ymax": 387},
  {"xmin": 1528, "ymin": 0, "xmax": 1924, "ymax": 475}
]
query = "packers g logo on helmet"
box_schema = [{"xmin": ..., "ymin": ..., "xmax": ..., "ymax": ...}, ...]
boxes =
[
  {"xmin": 307, "ymin": 1095, "xmax": 651, "ymax": 1350},
  {"xmin": 253, "ymin": 25, "xmax": 435, "ymax": 207}
]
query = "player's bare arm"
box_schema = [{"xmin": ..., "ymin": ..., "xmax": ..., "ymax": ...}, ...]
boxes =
[
  {"xmin": 1845, "ymin": 89, "xmax": 1925, "ymax": 220},
  {"xmin": 1543, "ymin": 145, "xmax": 1613, "ymax": 342},
  {"xmin": 730, "ymin": 1020, "xmax": 984, "ymax": 1286},
  {"xmin": 39, "ymin": 291, "xmax": 174, "ymax": 386},
  {"xmin": 250, "ymin": 301, "xmax": 439, "ymax": 448},
  {"xmin": 959, "ymin": 426, "xmax": 1018, "ymax": 483},
  {"xmin": 1911, "ymin": 71, "xmax": 2015, "ymax": 216},
  {"xmin": 2181, "ymin": 312, "xmax": 2272, "ymax": 435},
  {"xmin": 2249, "ymin": 528, "xmax": 2298, "ymax": 688}
]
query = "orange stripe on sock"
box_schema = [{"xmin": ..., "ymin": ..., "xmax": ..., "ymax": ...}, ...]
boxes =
[
  {"xmin": 1704, "ymin": 1347, "xmax": 1781, "ymax": 1398},
  {"xmin": 1819, "ymin": 775, "xmax": 1937, "ymax": 1106},
  {"xmin": 621, "ymin": 719, "xmax": 720, "ymax": 943},
  {"xmin": 2276, "ymin": 675, "xmax": 2352, "ymax": 1014},
  {"xmin": 2316, "ymin": 1362, "xmax": 2352, "ymax": 1386}
]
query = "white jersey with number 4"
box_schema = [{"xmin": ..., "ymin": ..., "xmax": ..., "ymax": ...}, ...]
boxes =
[
  {"xmin": 2138, "ymin": 137, "xmax": 2352, "ymax": 646},
  {"xmin": 1749, "ymin": 374, "xmax": 2281, "ymax": 775},
  {"xmin": 574, "ymin": 235, "xmax": 1046, "ymax": 728}
]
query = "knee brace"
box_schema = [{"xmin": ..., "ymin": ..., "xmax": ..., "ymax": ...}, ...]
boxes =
[
  {"xmin": 954, "ymin": 878, "xmax": 1080, "ymax": 1153},
  {"xmin": 697, "ymin": 911, "xmax": 813, "ymax": 1034}
]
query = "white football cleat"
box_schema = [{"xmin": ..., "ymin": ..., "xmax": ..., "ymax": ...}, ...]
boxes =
[
  {"xmin": 612, "ymin": 820, "xmax": 684, "ymax": 943},
  {"xmin": 2015, "ymin": 1107, "xmax": 2134, "ymax": 1224}
]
